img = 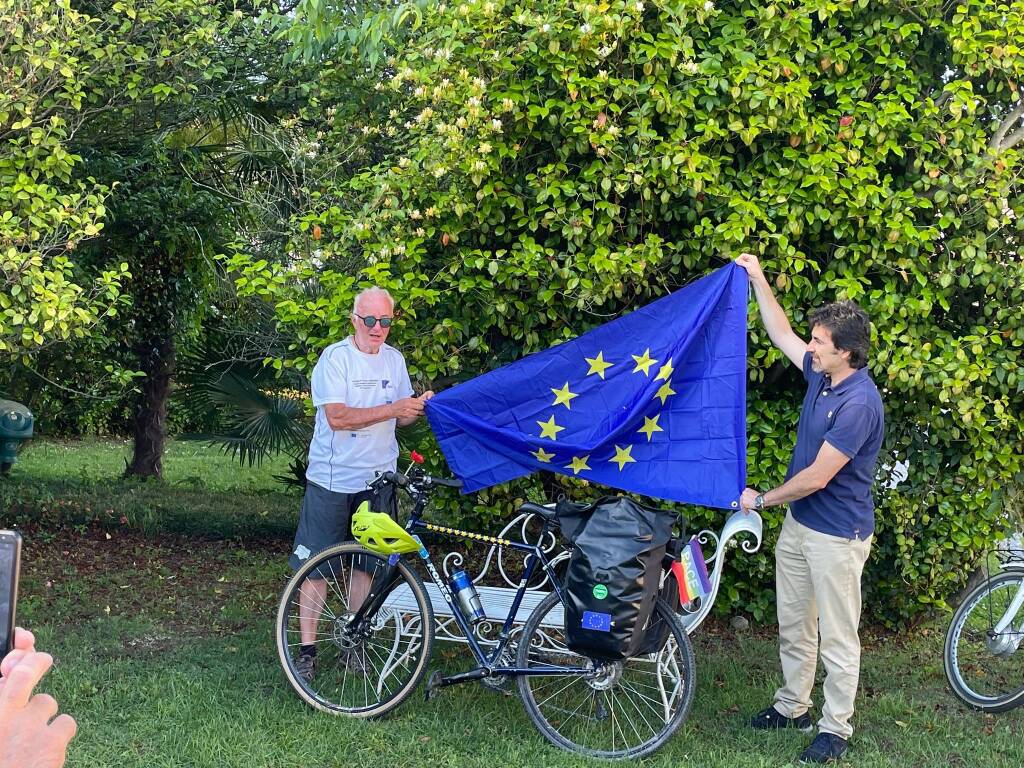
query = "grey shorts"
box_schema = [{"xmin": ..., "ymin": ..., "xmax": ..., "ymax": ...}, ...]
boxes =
[{"xmin": 289, "ymin": 480, "xmax": 397, "ymax": 575}]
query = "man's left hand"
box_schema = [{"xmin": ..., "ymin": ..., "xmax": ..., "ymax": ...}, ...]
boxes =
[{"xmin": 740, "ymin": 487, "xmax": 761, "ymax": 513}]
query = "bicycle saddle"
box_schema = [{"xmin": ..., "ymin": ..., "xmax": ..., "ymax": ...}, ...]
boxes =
[{"xmin": 518, "ymin": 502, "xmax": 559, "ymax": 524}]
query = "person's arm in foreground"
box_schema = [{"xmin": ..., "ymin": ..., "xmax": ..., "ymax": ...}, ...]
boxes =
[{"xmin": 0, "ymin": 628, "xmax": 77, "ymax": 768}]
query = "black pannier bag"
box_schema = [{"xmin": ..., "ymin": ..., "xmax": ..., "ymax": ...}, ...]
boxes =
[
  {"xmin": 556, "ymin": 495, "xmax": 679, "ymax": 661},
  {"xmin": 632, "ymin": 538, "xmax": 686, "ymax": 656}
]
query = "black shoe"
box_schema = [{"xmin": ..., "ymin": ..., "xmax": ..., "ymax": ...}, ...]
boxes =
[
  {"xmin": 799, "ymin": 732, "xmax": 848, "ymax": 764},
  {"xmin": 749, "ymin": 705, "xmax": 813, "ymax": 732},
  {"xmin": 294, "ymin": 652, "xmax": 317, "ymax": 682}
]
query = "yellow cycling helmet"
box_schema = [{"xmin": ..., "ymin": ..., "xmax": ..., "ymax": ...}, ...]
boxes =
[{"xmin": 351, "ymin": 501, "xmax": 421, "ymax": 555}]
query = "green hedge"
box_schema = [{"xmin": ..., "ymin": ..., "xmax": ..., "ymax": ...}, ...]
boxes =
[{"xmin": 229, "ymin": 0, "xmax": 1024, "ymax": 625}]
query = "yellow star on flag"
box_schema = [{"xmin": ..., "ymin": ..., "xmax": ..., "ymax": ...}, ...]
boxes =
[
  {"xmin": 609, "ymin": 445, "xmax": 636, "ymax": 471},
  {"xmin": 566, "ymin": 455, "xmax": 591, "ymax": 475},
  {"xmin": 585, "ymin": 351, "xmax": 614, "ymax": 379},
  {"xmin": 655, "ymin": 379, "xmax": 676, "ymax": 405},
  {"xmin": 550, "ymin": 382, "xmax": 579, "ymax": 409},
  {"xmin": 531, "ymin": 447, "xmax": 555, "ymax": 463},
  {"xmin": 655, "ymin": 360, "xmax": 674, "ymax": 381},
  {"xmin": 537, "ymin": 414, "xmax": 565, "ymax": 440},
  {"xmin": 632, "ymin": 348, "xmax": 658, "ymax": 376},
  {"xmin": 638, "ymin": 414, "xmax": 663, "ymax": 442}
]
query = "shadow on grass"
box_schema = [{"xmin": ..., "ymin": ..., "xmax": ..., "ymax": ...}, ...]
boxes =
[{"xmin": 0, "ymin": 473, "xmax": 298, "ymax": 541}]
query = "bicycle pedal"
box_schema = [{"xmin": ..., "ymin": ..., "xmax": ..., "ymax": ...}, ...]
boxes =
[{"xmin": 424, "ymin": 670, "xmax": 443, "ymax": 702}]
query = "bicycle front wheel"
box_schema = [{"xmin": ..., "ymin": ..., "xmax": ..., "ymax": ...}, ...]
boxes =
[
  {"xmin": 276, "ymin": 542, "xmax": 434, "ymax": 718},
  {"xmin": 944, "ymin": 569, "xmax": 1024, "ymax": 712},
  {"xmin": 516, "ymin": 593, "xmax": 696, "ymax": 759}
]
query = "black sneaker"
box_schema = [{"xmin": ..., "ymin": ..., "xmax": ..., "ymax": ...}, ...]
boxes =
[
  {"xmin": 295, "ymin": 652, "xmax": 317, "ymax": 682},
  {"xmin": 799, "ymin": 732, "xmax": 848, "ymax": 764},
  {"xmin": 749, "ymin": 705, "xmax": 813, "ymax": 732}
]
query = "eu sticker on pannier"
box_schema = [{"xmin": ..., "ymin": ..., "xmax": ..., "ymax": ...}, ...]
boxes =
[{"xmin": 581, "ymin": 611, "xmax": 612, "ymax": 632}]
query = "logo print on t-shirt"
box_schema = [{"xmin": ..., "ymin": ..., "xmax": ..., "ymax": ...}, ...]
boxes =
[{"xmin": 382, "ymin": 379, "xmax": 390, "ymax": 389}]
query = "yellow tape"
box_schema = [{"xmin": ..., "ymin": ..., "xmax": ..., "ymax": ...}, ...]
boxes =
[{"xmin": 423, "ymin": 523, "xmax": 510, "ymax": 547}]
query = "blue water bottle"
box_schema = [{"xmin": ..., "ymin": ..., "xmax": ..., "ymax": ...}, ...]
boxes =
[{"xmin": 450, "ymin": 570, "xmax": 486, "ymax": 625}]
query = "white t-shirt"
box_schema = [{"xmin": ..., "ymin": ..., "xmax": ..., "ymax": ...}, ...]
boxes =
[{"xmin": 306, "ymin": 337, "xmax": 414, "ymax": 493}]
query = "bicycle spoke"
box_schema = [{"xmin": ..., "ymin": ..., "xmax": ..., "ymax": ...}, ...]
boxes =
[
  {"xmin": 609, "ymin": 688, "xmax": 619, "ymax": 752},
  {"xmin": 618, "ymin": 679, "xmax": 663, "ymax": 736},
  {"xmin": 296, "ymin": 582, "xmax": 339, "ymax": 621},
  {"xmin": 362, "ymin": 643, "xmax": 397, "ymax": 698},
  {"xmin": 534, "ymin": 673, "xmax": 590, "ymax": 710},
  {"xmin": 323, "ymin": 558, "xmax": 350, "ymax": 609},
  {"xmin": 557, "ymin": 683, "xmax": 603, "ymax": 730}
]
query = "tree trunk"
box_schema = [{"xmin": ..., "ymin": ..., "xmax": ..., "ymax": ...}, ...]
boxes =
[{"xmin": 125, "ymin": 333, "xmax": 175, "ymax": 479}]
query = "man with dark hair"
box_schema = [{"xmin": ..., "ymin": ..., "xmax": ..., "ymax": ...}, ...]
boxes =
[{"xmin": 735, "ymin": 253, "xmax": 884, "ymax": 764}]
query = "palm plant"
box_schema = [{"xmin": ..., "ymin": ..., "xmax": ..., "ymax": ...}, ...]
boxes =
[
  {"xmin": 181, "ymin": 361, "xmax": 434, "ymax": 488},
  {"xmin": 199, "ymin": 371, "xmax": 311, "ymax": 469}
]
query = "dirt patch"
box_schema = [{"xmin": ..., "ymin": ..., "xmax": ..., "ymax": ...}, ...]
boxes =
[{"xmin": 15, "ymin": 522, "xmax": 291, "ymax": 650}]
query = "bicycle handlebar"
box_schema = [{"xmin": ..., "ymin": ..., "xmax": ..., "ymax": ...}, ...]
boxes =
[
  {"xmin": 371, "ymin": 469, "xmax": 462, "ymax": 492},
  {"xmin": 377, "ymin": 470, "xmax": 407, "ymax": 488},
  {"xmin": 426, "ymin": 475, "xmax": 463, "ymax": 488}
]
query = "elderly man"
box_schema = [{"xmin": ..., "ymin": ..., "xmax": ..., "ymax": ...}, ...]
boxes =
[
  {"xmin": 290, "ymin": 287, "xmax": 432, "ymax": 681},
  {"xmin": 735, "ymin": 253, "xmax": 884, "ymax": 764}
]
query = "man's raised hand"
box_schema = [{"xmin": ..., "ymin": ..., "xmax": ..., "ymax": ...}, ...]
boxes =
[{"xmin": 735, "ymin": 252, "xmax": 767, "ymax": 284}]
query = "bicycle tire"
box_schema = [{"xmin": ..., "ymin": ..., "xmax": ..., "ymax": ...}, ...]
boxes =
[
  {"xmin": 516, "ymin": 593, "xmax": 696, "ymax": 759},
  {"xmin": 276, "ymin": 542, "xmax": 434, "ymax": 718},
  {"xmin": 943, "ymin": 569, "xmax": 1024, "ymax": 713}
]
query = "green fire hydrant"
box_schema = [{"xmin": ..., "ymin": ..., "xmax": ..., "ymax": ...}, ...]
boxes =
[{"xmin": 0, "ymin": 399, "xmax": 33, "ymax": 475}]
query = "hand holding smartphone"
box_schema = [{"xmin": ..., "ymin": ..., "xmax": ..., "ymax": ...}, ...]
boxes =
[
  {"xmin": 0, "ymin": 530, "xmax": 21, "ymax": 657},
  {"xmin": 0, "ymin": 535, "xmax": 77, "ymax": 768}
]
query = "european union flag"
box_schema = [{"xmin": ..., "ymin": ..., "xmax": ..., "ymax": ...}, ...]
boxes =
[{"xmin": 424, "ymin": 263, "xmax": 748, "ymax": 509}]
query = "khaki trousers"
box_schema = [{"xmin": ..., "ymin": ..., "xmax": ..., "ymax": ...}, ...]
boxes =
[{"xmin": 772, "ymin": 512, "xmax": 872, "ymax": 739}]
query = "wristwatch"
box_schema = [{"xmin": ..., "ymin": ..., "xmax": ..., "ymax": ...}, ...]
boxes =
[{"xmin": 754, "ymin": 494, "xmax": 766, "ymax": 511}]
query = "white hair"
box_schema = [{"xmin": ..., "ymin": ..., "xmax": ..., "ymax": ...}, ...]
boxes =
[{"xmin": 352, "ymin": 287, "xmax": 395, "ymax": 315}]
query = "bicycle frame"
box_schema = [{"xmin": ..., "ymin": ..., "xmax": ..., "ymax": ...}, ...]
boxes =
[
  {"xmin": 986, "ymin": 558, "xmax": 1024, "ymax": 654},
  {"xmin": 350, "ymin": 476, "xmax": 587, "ymax": 680},
  {"xmin": 348, "ymin": 466, "xmax": 763, "ymax": 687}
]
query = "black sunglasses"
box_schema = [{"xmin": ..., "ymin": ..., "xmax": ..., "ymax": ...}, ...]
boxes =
[{"xmin": 353, "ymin": 313, "xmax": 394, "ymax": 328}]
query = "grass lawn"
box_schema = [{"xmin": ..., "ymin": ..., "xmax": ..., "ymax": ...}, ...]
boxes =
[
  {"xmin": 2, "ymin": 439, "xmax": 1021, "ymax": 767},
  {"xmin": 1, "ymin": 437, "xmax": 299, "ymax": 539}
]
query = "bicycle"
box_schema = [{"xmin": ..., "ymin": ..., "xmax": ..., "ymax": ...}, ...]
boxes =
[
  {"xmin": 276, "ymin": 465, "xmax": 697, "ymax": 759},
  {"xmin": 943, "ymin": 540, "xmax": 1024, "ymax": 712}
]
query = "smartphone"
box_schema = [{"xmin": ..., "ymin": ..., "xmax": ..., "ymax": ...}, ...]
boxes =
[{"xmin": 0, "ymin": 530, "xmax": 21, "ymax": 657}]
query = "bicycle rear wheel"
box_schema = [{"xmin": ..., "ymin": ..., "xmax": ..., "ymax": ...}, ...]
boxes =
[
  {"xmin": 276, "ymin": 542, "xmax": 434, "ymax": 718},
  {"xmin": 516, "ymin": 593, "xmax": 695, "ymax": 759},
  {"xmin": 944, "ymin": 569, "xmax": 1024, "ymax": 712}
]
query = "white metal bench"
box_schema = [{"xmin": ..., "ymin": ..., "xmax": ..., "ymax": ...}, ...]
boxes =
[
  {"xmin": 383, "ymin": 507, "xmax": 763, "ymax": 646},
  {"xmin": 382, "ymin": 511, "xmax": 566, "ymax": 646}
]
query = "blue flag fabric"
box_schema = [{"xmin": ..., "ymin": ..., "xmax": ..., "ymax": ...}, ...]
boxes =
[{"xmin": 425, "ymin": 263, "xmax": 748, "ymax": 509}]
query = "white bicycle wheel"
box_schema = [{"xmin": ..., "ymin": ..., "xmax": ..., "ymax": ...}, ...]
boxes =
[{"xmin": 944, "ymin": 570, "xmax": 1024, "ymax": 712}]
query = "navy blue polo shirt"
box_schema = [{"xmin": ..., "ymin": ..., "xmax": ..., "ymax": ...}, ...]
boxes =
[{"xmin": 786, "ymin": 352, "xmax": 884, "ymax": 540}]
